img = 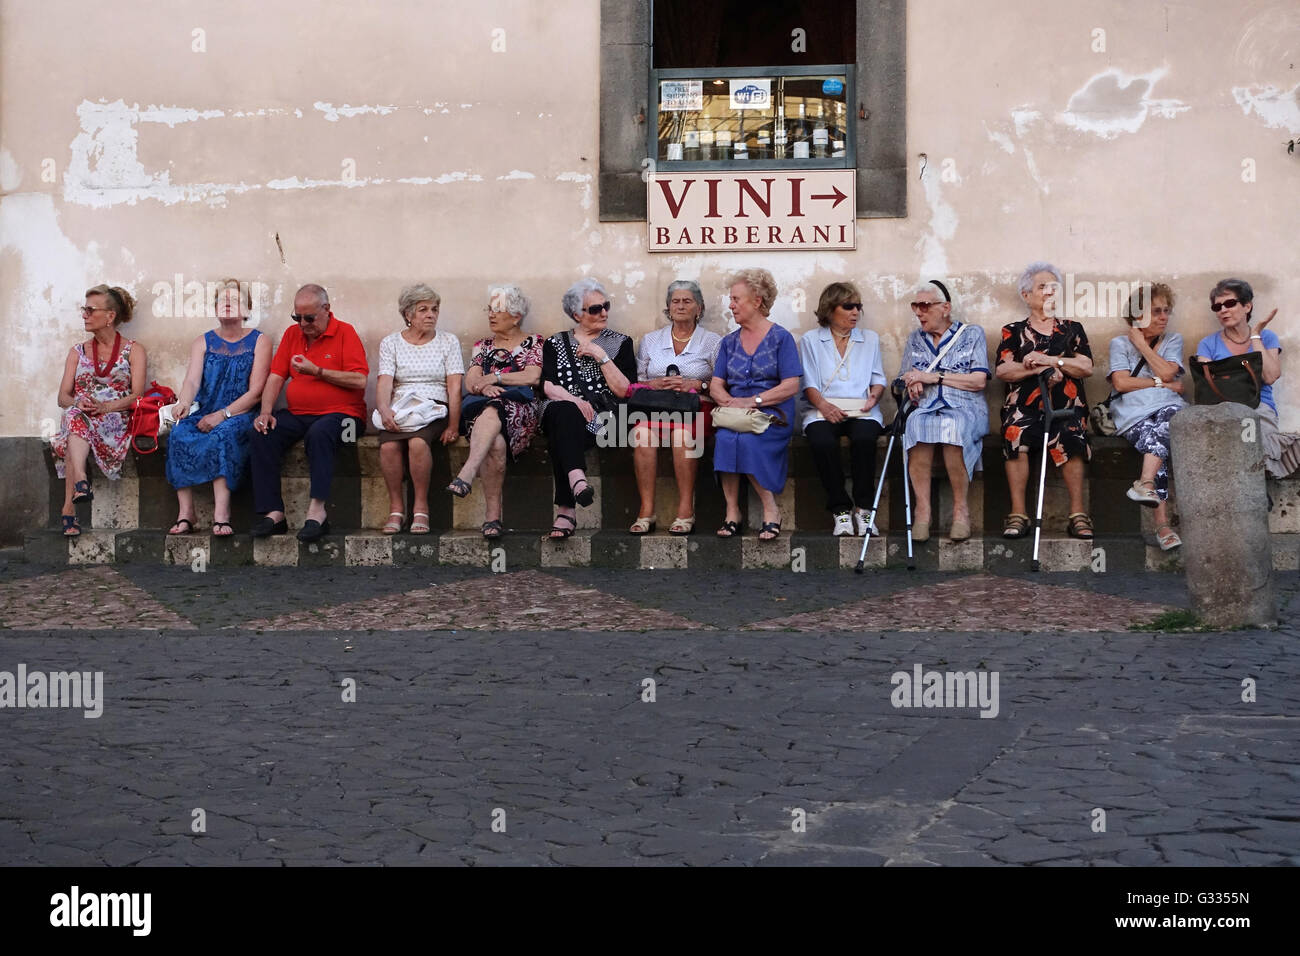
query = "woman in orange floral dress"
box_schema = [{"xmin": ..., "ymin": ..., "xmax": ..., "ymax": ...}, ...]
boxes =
[{"xmin": 994, "ymin": 263, "xmax": 1094, "ymax": 540}]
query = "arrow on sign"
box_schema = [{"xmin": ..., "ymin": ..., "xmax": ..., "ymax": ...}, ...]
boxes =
[{"xmin": 810, "ymin": 186, "xmax": 848, "ymax": 208}]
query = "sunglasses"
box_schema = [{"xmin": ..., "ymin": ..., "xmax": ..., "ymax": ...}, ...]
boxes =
[
  {"xmin": 80, "ymin": 306, "xmax": 110, "ymax": 316},
  {"xmin": 290, "ymin": 312, "xmax": 322, "ymax": 322},
  {"xmin": 585, "ymin": 301, "xmax": 612, "ymax": 316},
  {"xmin": 839, "ymin": 302, "xmax": 863, "ymax": 312},
  {"xmin": 1210, "ymin": 298, "xmax": 1240, "ymax": 312},
  {"xmin": 910, "ymin": 301, "xmax": 943, "ymax": 311}
]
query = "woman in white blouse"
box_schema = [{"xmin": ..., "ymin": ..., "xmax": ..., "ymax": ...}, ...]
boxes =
[
  {"xmin": 630, "ymin": 281, "xmax": 722, "ymax": 535},
  {"xmin": 374, "ymin": 284, "xmax": 463, "ymax": 534},
  {"xmin": 798, "ymin": 282, "xmax": 887, "ymax": 536}
]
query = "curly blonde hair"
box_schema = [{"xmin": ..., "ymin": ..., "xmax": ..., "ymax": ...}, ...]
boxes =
[{"xmin": 727, "ymin": 268, "xmax": 778, "ymax": 315}]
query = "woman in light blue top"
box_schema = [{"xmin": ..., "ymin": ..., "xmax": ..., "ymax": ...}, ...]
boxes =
[
  {"xmin": 1193, "ymin": 277, "xmax": 1298, "ymax": 479},
  {"xmin": 1108, "ymin": 282, "xmax": 1185, "ymax": 551},
  {"xmin": 799, "ymin": 281, "xmax": 886, "ymax": 536},
  {"xmin": 897, "ymin": 280, "xmax": 989, "ymax": 542}
]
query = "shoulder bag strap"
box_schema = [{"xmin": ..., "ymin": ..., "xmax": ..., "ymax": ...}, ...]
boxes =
[{"xmin": 823, "ymin": 338, "xmax": 854, "ymax": 390}]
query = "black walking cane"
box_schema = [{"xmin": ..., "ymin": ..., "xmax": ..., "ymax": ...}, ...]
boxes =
[
  {"xmin": 1030, "ymin": 368, "xmax": 1080, "ymax": 572},
  {"xmin": 855, "ymin": 384, "xmax": 916, "ymax": 574}
]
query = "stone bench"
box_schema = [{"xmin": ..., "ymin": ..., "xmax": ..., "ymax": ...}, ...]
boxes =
[{"xmin": 19, "ymin": 432, "xmax": 1300, "ymax": 570}]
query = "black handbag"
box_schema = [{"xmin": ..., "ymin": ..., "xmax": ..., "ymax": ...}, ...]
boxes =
[
  {"xmin": 462, "ymin": 386, "xmax": 535, "ymax": 416},
  {"xmin": 626, "ymin": 385, "xmax": 700, "ymax": 414},
  {"xmin": 1193, "ymin": 352, "xmax": 1262, "ymax": 408}
]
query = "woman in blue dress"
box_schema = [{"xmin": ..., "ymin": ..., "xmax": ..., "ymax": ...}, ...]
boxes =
[
  {"xmin": 897, "ymin": 280, "xmax": 989, "ymax": 542},
  {"xmin": 166, "ymin": 279, "xmax": 271, "ymax": 535},
  {"xmin": 708, "ymin": 269, "xmax": 803, "ymax": 540}
]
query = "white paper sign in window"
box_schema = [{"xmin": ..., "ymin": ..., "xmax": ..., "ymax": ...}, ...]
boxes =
[
  {"xmin": 728, "ymin": 79, "xmax": 772, "ymax": 110},
  {"xmin": 660, "ymin": 80, "xmax": 704, "ymax": 111}
]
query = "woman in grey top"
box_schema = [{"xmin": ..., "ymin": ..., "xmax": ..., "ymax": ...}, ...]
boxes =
[{"xmin": 1107, "ymin": 282, "xmax": 1185, "ymax": 551}]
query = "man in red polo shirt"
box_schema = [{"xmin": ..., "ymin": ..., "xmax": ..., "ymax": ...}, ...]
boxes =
[{"xmin": 249, "ymin": 284, "xmax": 369, "ymax": 541}]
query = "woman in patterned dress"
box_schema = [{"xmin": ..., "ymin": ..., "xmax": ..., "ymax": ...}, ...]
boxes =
[
  {"xmin": 53, "ymin": 285, "xmax": 147, "ymax": 536},
  {"xmin": 447, "ymin": 284, "xmax": 544, "ymax": 538},
  {"xmin": 995, "ymin": 262, "xmax": 1095, "ymax": 540},
  {"xmin": 539, "ymin": 278, "xmax": 637, "ymax": 540},
  {"xmin": 165, "ymin": 279, "xmax": 271, "ymax": 536},
  {"xmin": 629, "ymin": 280, "xmax": 722, "ymax": 536},
  {"xmin": 374, "ymin": 284, "xmax": 463, "ymax": 534},
  {"xmin": 897, "ymin": 280, "xmax": 989, "ymax": 542},
  {"xmin": 709, "ymin": 268, "xmax": 803, "ymax": 541}
]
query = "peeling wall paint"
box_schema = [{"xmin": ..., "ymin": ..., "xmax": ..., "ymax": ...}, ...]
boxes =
[{"xmin": 2, "ymin": 0, "xmax": 1297, "ymax": 439}]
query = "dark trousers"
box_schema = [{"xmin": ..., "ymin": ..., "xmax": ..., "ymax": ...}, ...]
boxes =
[
  {"xmin": 805, "ymin": 418, "xmax": 884, "ymax": 513},
  {"xmin": 250, "ymin": 411, "xmax": 359, "ymax": 514},
  {"xmin": 542, "ymin": 402, "xmax": 597, "ymax": 507}
]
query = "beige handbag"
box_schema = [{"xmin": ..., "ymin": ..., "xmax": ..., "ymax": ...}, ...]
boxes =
[
  {"xmin": 826, "ymin": 397, "xmax": 872, "ymax": 417},
  {"xmin": 711, "ymin": 405, "xmax": 789, "ymax": 434}
]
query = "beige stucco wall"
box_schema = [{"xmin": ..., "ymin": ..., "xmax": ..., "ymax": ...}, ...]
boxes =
[{"xmin": 2, "ymin": 0, "xmax": 1297, "ymax": 440}]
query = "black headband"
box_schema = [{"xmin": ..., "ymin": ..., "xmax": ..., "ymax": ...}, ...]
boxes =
[{"xmin": 930, "ymin": 279, "xmax": 951, "ymax": 302}]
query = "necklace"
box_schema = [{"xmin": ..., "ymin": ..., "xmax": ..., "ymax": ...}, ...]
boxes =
[
  {"xmin": 1223, "ymin": 327, "xmax": 1250, "ymax": 345},
  {"xmin": 671, "ymin": 326, "xmax": 695, "ymax": 344},
  {"xmin": 832, "ymin": 329, "xmax": 852, "ymax": 340},
  {"xmin": 92, "ymin": 332, "xmax": 121, "ymax": 378}
]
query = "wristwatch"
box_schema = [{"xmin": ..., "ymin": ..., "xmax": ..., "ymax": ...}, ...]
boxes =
[
  {"xmin": 494, "ymin": 371, "xmax": 503, "ymax": 385},
  {"xmin": 1056, "ymin": 358, "xmax": 1065, "ymax": 368},
  {"xmin": 223, "ymin": 408, "xmax": 231, "ymax": 419},
  {"xmin": 1152, "ymin": 376, "xmax": 1163, "ymax": 388},
  {"xmin": 754, "ymin": 395, "xmax": 763, "ymax": 406},
  {"xmin": 599, "ymin": 356, "xmax": 611, "ymax": 365}
]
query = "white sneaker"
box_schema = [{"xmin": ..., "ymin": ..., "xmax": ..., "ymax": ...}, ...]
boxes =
[
  {"xmin": 832, "ymin": 512, "xmax": 855, "ymax": 536},
  {"xmin": 852, "ymin": 507, "xmax": 879, "ymax": 537}
]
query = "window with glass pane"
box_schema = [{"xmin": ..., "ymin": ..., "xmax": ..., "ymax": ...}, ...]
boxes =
[{"xmin": 651, "ymin": 0, "xmax": 855, "ymax": 169}]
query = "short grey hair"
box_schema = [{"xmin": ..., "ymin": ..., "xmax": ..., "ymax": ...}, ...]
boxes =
[
  {"xmin": 1017, "ymin": 262, "xmax": 1063, "ymax": 297},
  {"xmin": 562, "ymin": 277, "xmax": 608, "ymax": 321},
  {"xmin": 488, "ymin": 283, "xmax": 530, "ymax": 322},
  {"xmin": 296, "ymin": 283, "xmax": 329, "ymax": 309},
  {"xmin": 664, "ymin": 279, "xmax": 705, "ymax": 317},
  {"xmin": 398, "ymin": 283, "xmax": 441, "ymax": 320}
]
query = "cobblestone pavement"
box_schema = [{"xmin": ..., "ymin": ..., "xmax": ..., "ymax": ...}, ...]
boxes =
[{"xmin": 1, "ymin": 555, "xmax": 1297, "ymax": 866}]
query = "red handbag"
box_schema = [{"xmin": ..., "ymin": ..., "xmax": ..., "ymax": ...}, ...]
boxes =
[{"xmin": 129, "ymin": 381, "xmax": 177, "ymax": 453}]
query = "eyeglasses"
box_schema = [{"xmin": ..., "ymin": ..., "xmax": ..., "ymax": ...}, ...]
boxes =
[
  {"xmin": 839, "ymin": 302, "xmax": 863, "ymax": 312},
  {"xmin": 910, "ymin": 301, "xmax": 943, "ymax": 311},
  {"xmin": 1210, "ymin": 298, "xmax": 1240, "ymax": 312},
  {"xmin": 80, "ymin": 306, "xmax": 109, "ymax": 316},
  {"xmin": 1151, "ymin": 307, "xmax": 1172, "ymax": 316},
  {"xmin": 585, "ymin": 302, "xmax": 612, "ymax": 316}
]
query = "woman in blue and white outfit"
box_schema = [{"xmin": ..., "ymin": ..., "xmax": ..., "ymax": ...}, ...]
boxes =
[
  {"xmin": 799, "ymin": 281, "xmax": 886, "ymax": 536},
  {"xmin": 1193, "ymin": 277, "xmax": 1298, "ymax": 479},
  {"xmin": 897, "ymin": 280, "xmax": 989, "ymax": 542},
  {"xmin": 1108, "ymin": 281, "xmax": 1186, "ymax": 551}
]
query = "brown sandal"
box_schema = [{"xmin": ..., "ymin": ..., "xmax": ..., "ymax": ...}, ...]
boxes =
[
  {"xmin": 1002, "ymin": 513, "xmax": 1030, "ymax": 539},
  {"xmin": 1066, "ymin": 512, "xmax": 1094, "ymax": 539}
]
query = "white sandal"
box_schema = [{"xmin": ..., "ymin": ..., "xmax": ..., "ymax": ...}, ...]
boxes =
[{"xmin": 381, "ymin": 512, "xmax": 405, "ymax": 535}]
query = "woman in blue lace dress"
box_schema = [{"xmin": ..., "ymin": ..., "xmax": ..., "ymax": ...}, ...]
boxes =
[{"xmin": 165, "ymin": 279, "xmax": 271, "ymax": 535}]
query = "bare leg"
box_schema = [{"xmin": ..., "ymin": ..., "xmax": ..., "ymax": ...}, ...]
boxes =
[
  {"xmin": 1061, "ymin": 456, "xmax": 1086, "ymax": 516},
  {"xmin": 942, "ymin": 444, "xmax": 970, "ymax": 525},
  {"xmin": 670, "ymin": 435, "xmax": 698, "ymax": 520},
  {"xmin": 1005, "ymin": 455, "xmax": 1029, "ymax": 516},
  {"xmin": 457, "ymin": 407, "xmax": 501, "ymax": 486},
  {"xmin": 379, "ymin": 440, "xmax": 407, "ymax": 516},
  {"xmin": 212, "ymin": 477, "xmax": 231, "ymax": 524},
  {"xmin": 748, "ymin": 475, "xmax": 781, "ymax": 537},
  {"xmin": 62, "ymin": 434, "xmax": 91, "ymax": 515},
  {"xmin": 908, "ymin": 442, "xmax": 934, "ymax": 524},
  {"xmin": 480, "ymin": 435, "xmax": 507, "ymax": 524},
  {"xmin": 719, "ymin": 473, "xmax": 742, "ymax": 532},
  {"xmin": 407, "ymin": 437, "xmax": 433, "ymax": 518},
  {"xmin": 632, "ymin": 424, "xmax": 657, "ymax": 518},
  {"xmin": 172, "ymin": 486, "xmax": 196, "ymax": 532}
]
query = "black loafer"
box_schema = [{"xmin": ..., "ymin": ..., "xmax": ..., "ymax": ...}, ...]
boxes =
[
  {"xmin": 296, "ymin": 518, "xmax": 331, "ymax": 542},
  {"xmin": 250, "ymin": 516, "xmax": 288, "ymax": 538}
]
